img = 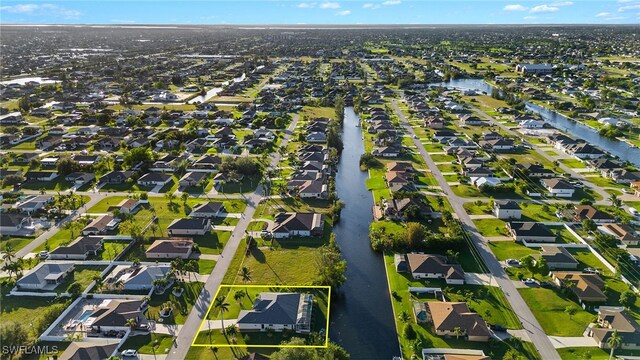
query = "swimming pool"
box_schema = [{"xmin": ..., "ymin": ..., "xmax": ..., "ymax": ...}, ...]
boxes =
[{"xmin": 78, "ymin": 309, "xmax": 93, "ymax": 323}]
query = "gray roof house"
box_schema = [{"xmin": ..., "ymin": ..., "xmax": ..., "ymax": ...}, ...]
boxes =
[
  {"xmin": 85, "ymin": 299, "xmax": 148, "ymax": 332},
  {"xmin": 189, "ymin": 201, "xmax": 225, "ymax": 218},
  {"xmin": 535, "ymin": 246, "xmax": 579, "ymax": 269},
  {"xmin": 237, "ymin": 292, "xmax": 313, "ymax": 334},
  {"xmin": 167, "ymin": 218, "xmax": 211, "ymax": 236},
  {"xmin": 49, "ymin": 236, "xmax": 105, "ymax": 260},
  {"xmin": 58, "ymin": 342, "xmax": 118, "ymax": 360},
  {"xmin": 16, "ymin": 263, "xmax": 74, "ymax": 290},
  {"xmin": 270, "ymin": 212, "xmax": 324, "ymax": 239},
  {"xmin": 0, "ymin": 213, "xmax": 31, "ymax": 235},
  {"xmin": 508, "ymin": 222, "xmax": 557, "ymax": 243}
]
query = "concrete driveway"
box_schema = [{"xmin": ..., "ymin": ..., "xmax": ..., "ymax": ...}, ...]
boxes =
[{"xmin": 548, "ymin": 336, "xmax": 597, "ymax": 348}]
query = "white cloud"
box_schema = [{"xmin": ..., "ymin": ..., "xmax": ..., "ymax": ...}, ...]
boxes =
[
  {"xmin": 320, "ymin": 2, "xmax": 341, "ymax": 9},
  {"xmin": 336, "ymin": 10, "xmax": 351, "ymax": 15},
  {"xmin": 530, "ymin": 5, "xmax": 559, "ymax": 13},
  {"xmin": 596, "ymin": 12, "xmax": 611, "ymax": 17},
  {"xmin": 523, "ymin": 15, "xmax": 538, "ymax": 19},
  {"xmin": 0, "ymin": 3, "xmax": 80, "ymax": 18},
  {"xmin": 619, "ymin": 4, "xmax": 640, "ymax": 11},
  {"xmin": 297, "ymin": 2, "xmax": 316, "ymax": 8},
  {"xmin": 363, "ymin": 3, "xmax": 381, "ymax": 9},
  {"xmin": 617, "ymin": 0, "xmax": 637, "ymax": 3},
  {"xmin": 550, "ymin": 1, "xmax": 573, "ymax": 6},
  {"xmin": 382, "ymin": 0, "xmax": 401, "ymax": 5},
  {"xmin": 504, "ymin": 4, "xmax": 528, "ymax": 11}
]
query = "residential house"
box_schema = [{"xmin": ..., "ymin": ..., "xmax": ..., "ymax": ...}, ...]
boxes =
[
  {"xmin": 16, "ymin": 263, "xmax": 74, "ymax": 290},
  {"xmin": 65, "ymin": 172, "xmax": 95, "ymax": 185},
  {"xmin": 270, "ymin": 212, "xmax": 324, "ymax": 239},
  {"xmin": 85, "ymin": 299, "xmax": 148, "ymax": 333},
  {"xmin": 189, "ymin": 201, "xmax": 225, "ymax": 218},
  {"xmin": 108, "ymin": 199, "xmax": 142, "ymax": 215},
  {"xmin": 381, "ymin": 197, "xmax": 432, "ymax": 220},
  {"xmin": 15, "ymin": 195, "xmax": 54, "ymax": 214},
  {"xmin": 49, "ymin": 236, "xmax": 104, "ymax": 260},
  {"xmin": 372, "ymin": 146, "xmax": 401, "ymax": 158},
  {"xmin": 82, "ymin": 214, "xmax": 118, "ymax": 235},
  {"xmin": 58, "ymin": 343, "xmax": 118, "ymax": 360},
  {"xmin": 426, "ymin": 302, "xmax": 491, "ymax": 342},
  {"xmin": 553, "ymin": 272, "xmax": 608, "ymax": 308},
  {"xmin": 516, "ymin": 63, "xmax": 553, "ymax": 75},
  {"xmin": 99, "ymin": 171, "xmax": 134, "ymax": 184},
  {"xmin": 535, "ymin": 246, "xmax": 579, "ymax": 270},
  {"xmin": 25, "ymin": 171, "xmax": 58, "ymax": 182},
  {"xmin": 404, "ymin": 253, "xmax": 465, "ymax": 284},
  {"xmin": 145, "ymin": 239, "xmax": 194, "ymax": 259},
  {"xmin": 508, "ymin": 222, "xmax": 557, "ymax": 243},
  {"xmin": 494, "ymin": 200, "xmax": 522, "ymax": 220},
  {"xmin": 236, "ymin": 292, "xmax": 313, "ymax": 334},
  {"xmin": 137, "ymin": 173, "xmax": 172, "ymax": 187},
  {"xmin": 601, "ymin": 223, "xmax": 639, "ymax": 246},
  {"xmin": 574, "ymin": 205, "xmax": 615, "ymax": 224},
  {"xmin": 109, "ymin": 265, "xmax": 172, "ymax": 292},
  {"xmin": 179, "ymin": 171, "xmax": 207, "ymax": 188},
  {"xmin": 590, "ymin": 308, "xmax": 640, "ymax": 350},
  {"xmin": 541, "ymin": 178, "xmax": 576, "ymax": 198},
  {"xmin": 167, "ymin": 218, "xmax": 211, "ymax": 236},
  {"xmin": 0, "ymin": 213, "xmax": 31, "ymax": 235},
  {"xmin": 522, "ymin": 164, "xmax": 555, "ymax": 178}
]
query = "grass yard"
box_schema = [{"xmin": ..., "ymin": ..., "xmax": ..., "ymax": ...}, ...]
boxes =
[
  {"xmin": 473, "ymin": 218, "xmax": 508, "ymax": 237},
  {"xmin": 120, "ymin": 333, "xmax": 174, "ymax": 355},
  {"xmin": 198, "ymin": 259, "xmax": 216, "ymax": 274},
  {"xmin": 519, "ymin": 288, "xmax": 594, "ymax": 337},
  {"xmin": 520, "ymin": 202, "xmax": 561, "ymax": 222},
  {"xmin": 145, "ymin": 282, "xmax": 204, "ymax": 325},
  {"xmin": 54, "ymin": 265, "xmax": 105, "ymax": 294},
  {"xmin": 487, "ymin": 241, "xmax": 538, "ymax": 261},
  {"xmin": 0, "ymin": 236, "xmax": 35, "ymax": 252},
  {"xmin": 560, "ymin": 158, "xmax": 586, "ymax": 169},
  {"xmin": 384, "ymin": 254, "xmax": 538, "ymax": 360},
  {"xmin": 99, "ymin": 240, "xmax": 131, "ymax": 261},
  {"xmin": 463, "ymin": 201, "xmax": 492, "ymax": 215}
]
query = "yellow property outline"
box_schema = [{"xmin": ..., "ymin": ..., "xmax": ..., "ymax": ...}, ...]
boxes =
[{"xmin": 191, "ymin": 284, "xmax": 331, "ymax": 348}]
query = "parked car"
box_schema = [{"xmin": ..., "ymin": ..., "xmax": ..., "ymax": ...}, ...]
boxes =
[
  {"xmin": 522, "ymin": 278, "xmax": 537, "ymax": 285},
  {"xmin": 628, "ymin": 207, "xmax": 639, "ymax": 216},
  {"xmin": 539, "ymin": 281, "xmax": 554, "ymax": 288},
  {"xmin": 121, "ymin": 349, "xmax": 138, "ymax": 357},
  {"xmin": 490, "ymin": 324, "xmax": 507, "ymax": 332},
  {"xmin": 38, "ymin": 251, "xmax": 49, "ymax": 259},
  {"xmin": 506, "ymin": 259, "xmax": 521, "ymax": 267},
  {"xmin": 584, "ymin": 268, "xmax": 600, "ymax": 275}
]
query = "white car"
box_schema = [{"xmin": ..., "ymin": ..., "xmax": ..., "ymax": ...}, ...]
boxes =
[
  {"xmin": 522, "ymin": 278, "xmax": 537, "ymax": 285},
  {"xmin": 584, "ymin": 268, "xmax": 600, "ymax": 275},
  {"xmin": 38, "ymin": 251, "xmax": 49, "ymax": 259},
  {"xmin": 121, "ymin": 349, "xmax": 138, "ymax": 357}
]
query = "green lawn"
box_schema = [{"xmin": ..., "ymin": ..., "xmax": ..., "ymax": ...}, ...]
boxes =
[
  {"xmin": 487, "ymin": 241, "xmax": 538, "ymax": 261},
  {"xmin": 559, "ymin": 158, "xmax": 586, "ymax": 169},
  {"xmin": 99, "ymin": 240, "xmax": 130, "ymax": 261},
  {"xmin": 0, "ymin": 236, "xmax": 35, "ymax": 252},
  {"xmin": 120, "ymin": 333, "xmax": 174, "ymax": 355},
  {"xmin": 21, "ymin": 178, "xmax": 72, "ymax": 191},
  {"xmin": 197, "ymin": 259, "xmax": 216, "ymax": 274},
  {"xmin": 473, "ymin": 218, "xmax": 508, "ymax": 237},
  {"xmin": 519, "ymin": 288, "xmax": 595, "ymax": 337},
  {"xmin": 384, "ymin": 254, "xmax": 538, "ymax": 360},
  {"xmin": 463, "ymin": 201, "xmax": 492, "ymax": 215},
  {"xmin": 520, "ymin": 203, "xmax": 560, "ymax": 222},
  {"xmin": 145, "ymin": 281, "xmax": 204, "ymax": 325},
  {"xmin": 52, "ymin": 265, "xmax": 105, "ymax": 294}
]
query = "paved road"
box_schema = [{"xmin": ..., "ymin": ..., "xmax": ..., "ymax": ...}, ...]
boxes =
[
  {"xmin": 392, "ymin": 100, "xmax": 561, "ymax": 360},
  {"xmin": 166, "ymin": 114, "xmax": 300, "ymax": 360},
  {"xmin": 9, "ymin": 193, "xmax": 104, "ymax": 259}
]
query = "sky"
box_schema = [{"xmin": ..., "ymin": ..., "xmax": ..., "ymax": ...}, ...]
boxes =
[{"xmin": 0, "ymin": 0, "xmax": 639, "ymax": 25}]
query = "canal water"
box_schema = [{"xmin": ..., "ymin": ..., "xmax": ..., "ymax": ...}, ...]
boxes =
[
  {"xmin": 329, "ymin": 107, "xmax": 400, "ymax": 359},
  {"xmin": 430, "ymin": 79, "xmax": 640, "ymax": 167}
]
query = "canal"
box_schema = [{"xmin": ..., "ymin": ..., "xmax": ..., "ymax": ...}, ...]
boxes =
[
  {"xmin": 431, "ymin": 78, "xmax": 640, "ymax": 167},
  {"xmin": 329, "ymin": 107, "xmax": 400, "ymax": 359}
]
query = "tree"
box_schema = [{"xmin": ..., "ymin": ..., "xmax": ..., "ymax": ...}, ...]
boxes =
[
  {"xmin": 403, "ymin": 323, "xmax": 417, "ymax": 340},
  {"xmin": 234, "ymin": 290, "xmax": 246, "ymax": 308},
  {"xmin": 446, "ymin": 249, "xmax": 460, "ymax": 263},
  {"xmin": 123, "ymin": 147, "xmax": 153, "ymax": 168},
  {"xmin": 520, "ymin": 255, "xmax": 536, "ymax": 277},
  {"xmin": 0, "ymin": 322, "xmax": 29, "ymax": 359},
  {"xmin": 125, "ymin": 318, "xmax": 137, "ymax": 329},
  {"xmin": 213, "ymin": 295, "xmax": 230, "ymax": 334},
  {"xmin": 67, "ymin": 282, "xmax": 83, "ymax": 297},
  {"xmin": 2, "ymin": 174, "xmax": 24, "ymax": 187},
  {"xmin": 165, "ymin": 192, "xmax": 176, "ymax": 204},
  {"xmin": 316, "ymin": 233, "xmax": 347, "ymax": 288},
  {"xmin": 239, "ymin": 266, "xmax": 252, "ymax": 295},
  {"xmin": 536, "ymin": 257, "xmax": 549, "ymax": 277},
  {"xmin": 582, "ymin": 218, "xmax": 597, "ymax": 232},
  {"xmin": 92, "ymin": 274, "xmax": 104, "ymax": 291},
  {"xmin": 181, "ymin": 192, "xmax": 189, "ymax": 204},
  {"xmin": 453, "ymin": 326, "xmax": 463, "ymax": 339},
  {"xmin": 56, "ymin": 157, "xmax": 81, "ymax": 176},
  {"xmin": 398, "ymin": 310, "xmax": 411, "ymax": 323},
  {"xmin": 405, "ymin": 222, "xmax": 426, "ymax": 249},
  {"xmin": 620, "ymin": 291, "xmax": 636, "ymax": 309},
  {"xmin": 609, "ymin": 194, "xmax": 622, "ymax": 209},
  {"xmin": 564, "ymin": 305, "xmax": 577, "ymax": 319},
  {"xmin": 607, "ymin": 329, "xmax": 622, "ymax": 360}
]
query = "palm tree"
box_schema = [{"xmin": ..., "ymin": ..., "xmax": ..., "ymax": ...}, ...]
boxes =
[
  {"xmin": 92, "ymin": 275, "xmax": 104, "ymax": 291},
  {"xmin": 607, "ymin": 330, "xmax": 622, "ymax": 360},
  {"xmin": 239, "ymin": 266, "xmax": 252, "ymax": 295},
  {"xmin": 398, "ymin": 310, "xmax": 411, "ymax": 323},
  {"xmin": 213, "ymin": 295, "xmax": 230, "ymax": 336},
  {"xmin": 609, "ymin": 194, "xmax": 622, "ymax": 209},
  {"xmin": 453, "ymin": 326, "xmax": 463, "ymax": 340},
  {"xmin": 125, "ymin": 318, "xmax": 137, "ymax": 330},
  {"xmin": 234, "ymin": 290, "xmax": 246, "ymax": 308},
  {"xmin": 2, "ymin": 244, "xmax": 15, "ymax": 262},
  {"xmin": 181, "ymin": 192, "xmax": 189, "ymax": 204}
]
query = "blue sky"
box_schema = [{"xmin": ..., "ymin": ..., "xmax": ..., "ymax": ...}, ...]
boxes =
[{"xmin": 1, "ymin": 1, "xmax": 639, "ymax": 24}]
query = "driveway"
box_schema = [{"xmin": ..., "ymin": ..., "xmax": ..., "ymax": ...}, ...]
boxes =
[
  {"xmin": 548, "ymin": 336, "xmax": 597, "ymax": 348},
  {"xmin": 464, "ymin": 273, "xmax": 500, "ymax": 287}
]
